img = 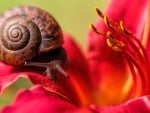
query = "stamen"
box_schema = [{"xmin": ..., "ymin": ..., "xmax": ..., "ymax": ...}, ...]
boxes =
[
  {"xmin": 119, "ymin": 21, "xmax": 148, "ymax": 62},
  {"xmin": 91, "ymin": 8, "xmax": 150, "ymax": 97},
  {"xmin": 124, "ymin": 54, "xmax": 145, "ymax": 97},
  {"xmin": 95, "ymin": 8, "xmax": 113, "ymax": 29}
]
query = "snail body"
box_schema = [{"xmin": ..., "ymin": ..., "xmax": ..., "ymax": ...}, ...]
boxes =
[{"xmin": 0, "ymin": 6, "xmax": 68, "ymax": 79}]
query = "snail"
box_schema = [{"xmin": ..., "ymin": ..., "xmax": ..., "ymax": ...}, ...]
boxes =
[{"xmin": 0, "ymin": 6, "xmax": 68, "ymax": 80}]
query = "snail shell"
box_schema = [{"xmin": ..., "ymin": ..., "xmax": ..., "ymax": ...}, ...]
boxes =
[{"xmin": 0, "ymin": 6, "xmax": 63, "ymax": 66}]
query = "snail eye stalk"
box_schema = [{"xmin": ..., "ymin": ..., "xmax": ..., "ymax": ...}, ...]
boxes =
[{"xmin": 91, "ymin": 8, "xmax": 150, "ymax": 97}]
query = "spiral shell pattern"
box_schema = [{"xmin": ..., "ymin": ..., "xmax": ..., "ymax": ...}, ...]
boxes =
[
  {"xmin": 0, "ymin": 16, "xmax": 41, "ymax": 65},
  {"xmin": 0, "ymin": 6, "xmax": 64, "ymax": 66}
]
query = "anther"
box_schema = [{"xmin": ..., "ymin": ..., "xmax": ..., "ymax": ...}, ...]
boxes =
[
  {"xmin": 106, "ymin": 38, "xmax": 122, "ymax": 52},
  {"xmin": 95, "ymin": 7, "xmax": 104, "ymax": 18},
  {"xmin": 90, "ymin": 24, "xmax": 103, "ymax": 35},
  {"xmin": 106, "ymin": 31, "xmax": 125, "ymax": 52},
  {"xmin": 120, "ymin": 21, "xmax": 132, "ymax": 35},
  {"xmin": 104, "ymin": 16, "xmax": 113, "ymax": 29},
  {"xmin": 106, "ymin": 31, "xmax": 114, "ymax": 39}
]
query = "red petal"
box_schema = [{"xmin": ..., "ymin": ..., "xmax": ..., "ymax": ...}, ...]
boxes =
[{"xmin": 0, "ymin": 85, "xmax": 78, "ymax": 113}]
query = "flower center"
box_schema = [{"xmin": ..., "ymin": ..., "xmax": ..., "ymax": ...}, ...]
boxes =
[{"xmin": 91, "ymin": 8, "xmax": 150, "ymax": 98}]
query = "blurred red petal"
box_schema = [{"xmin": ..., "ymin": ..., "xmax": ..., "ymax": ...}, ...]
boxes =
[
  {"xmin": 75, "ymin": 95, "xmax": 150, "ymax": 113},
  {"xmin": 1, "ymin": 85, "xmax": 150, "ymax": 113},
  {"xmin": 97, "ymin": 95, "xmax": 150, "ymax": 113},
  {"xmin": 0, "ymin": 85, "xmax": 78, "ymax": 113},
  {"xmin": 63, "ymin": 33, "xmax": 90, "ymax": 83},
  {"xmin": 63, "ymin": 33, "xmax": 92, "ymax": 106}
]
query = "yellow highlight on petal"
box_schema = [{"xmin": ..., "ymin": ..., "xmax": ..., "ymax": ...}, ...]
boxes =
[
  {"xmin": 70, "ymin": 77, "xmax": 92, "ymax": 106},
  {"xmin": 121, "ymin": 72, "xmax": 133, "ymax": 97}
]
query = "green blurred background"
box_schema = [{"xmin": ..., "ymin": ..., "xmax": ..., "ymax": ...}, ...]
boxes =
[{"xmin": 0, "ymin": 0, "xmax": 107, "ymax": 107}]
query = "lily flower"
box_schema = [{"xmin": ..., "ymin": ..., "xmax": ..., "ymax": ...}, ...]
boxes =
[{"xmin": 0, "ymin": 0, "xmax": 150, "ymax": 112}]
